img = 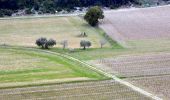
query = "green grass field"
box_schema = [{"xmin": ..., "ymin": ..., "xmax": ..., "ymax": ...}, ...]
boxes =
[{"xmin": 0, "ymin": 47, "xmax": 108, "ymax": 88}]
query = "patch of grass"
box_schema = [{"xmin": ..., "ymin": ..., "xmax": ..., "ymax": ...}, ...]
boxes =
[
  {"xmin": 0, "ymin": 47, "xmax": 108, "ymax": 86},
  {"xmin": 96, "ymin": 27, "xmax": 122, "ymax": 49}
]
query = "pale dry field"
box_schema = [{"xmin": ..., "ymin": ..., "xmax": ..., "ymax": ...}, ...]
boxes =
[
  {"xmin": 91, "ymin": 53, "xmax": 170, "ymax": 77},
  {"xmin": 0, "ymin": 16, "xmax": 109, "ymax": 48},
  {"xmin": 100, "ymin": 5, "xmax": 170, "ymax": 48},
  {"xmin": 0, "ymin": 80, "xmax": 151, "ymax": 100},
  {"xmin": 90, "ymin": 52, "xmax": 170, "ymax": 99},
  {"xmin": 0, "ymin": 48, "xmax": 63, "ymax": 71},
  {"xmin": 126, "ymin": 75, "xmax": 170, "ymax": 100}
]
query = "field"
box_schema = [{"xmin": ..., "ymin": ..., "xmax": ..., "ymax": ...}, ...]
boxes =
[
  {"xmin": 100, "ymin": 5, "xmax": 170, "ymax": 50},
  {"xmin": 126, "ymin": 75, "xmax": 170, "ymax": 100},
  {"xmin": 0, "ymin": 80, "xmax": 151, "ymax": 100},
  {"xmin": 0, "ymin": 47, "xmax": 108, "ymax": 88},
  {"xmin": 1, "ymin": 5, "xmax": 170, "ymax": 100},
  {"xmin": 87, "ymin": 5, "xmax": 170, "ymax": 99},
  {"xmin": 0, "ymin": 16, "xmax": 110, "ymax": 48},
  {"xmin": 91, "ymin": 53, "xmax": 170, "ymax": 77}
]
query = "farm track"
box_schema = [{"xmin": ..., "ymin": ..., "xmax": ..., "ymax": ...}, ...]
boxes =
[{"xmin": 0, "ymin": 46, "xmax": 161, "ymax": 100}]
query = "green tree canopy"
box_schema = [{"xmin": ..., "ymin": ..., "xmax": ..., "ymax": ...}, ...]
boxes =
[
  {"xmin": 80, "ymin": 40, "xmax": 92, "ymax": 50},
  {"xmin": 84, "ymin": 6, "xmax": 104, "ymax": 26}
]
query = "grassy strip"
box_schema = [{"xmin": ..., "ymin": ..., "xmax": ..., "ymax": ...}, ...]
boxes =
[
  {"xmin": 96, "ymin": 27, "xmax": 123, "ymax": 49},
  {"xmin": 0, "ymin": 78, "xmax": 111, "ymax": 90}
]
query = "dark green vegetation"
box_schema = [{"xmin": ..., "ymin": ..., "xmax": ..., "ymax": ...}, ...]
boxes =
[
  {"xmin": 80, "ymin": 40, "xmax": 92, "ymax": 50},
  {"xmin": 36, "ymin": 37, "xmax": 56, "ymax": 49},
  {"xmin": 84, "ymin": 6, "xmax": 104, "ymax": 26},
  {"xmin": 0, "ymin": 0, "xmax": 141, "ymax": 17}
]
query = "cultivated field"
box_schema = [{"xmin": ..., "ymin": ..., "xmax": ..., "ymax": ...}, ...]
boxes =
[
  {"xmin": 126, "ymin": 75, "xmax": 170, "ymax": 100},
  {"xmin": 91, "ymin": 53, "xmax": 170, "ymax": 77},
  {"xmin": 101, "ymin": 5, "xmax": 170, "ymax": 49},
  {"xmin": 0, "ymin": 16, "xmax": 109, "ymax": 48},
  {"xmin": 90, "ymin": 52, "xmax": 170, "ymax": 99},
  {"xmin": 1, "ymin": 5, "xmax": 170, "ymax": 100},
  {"xmin": 0, "ymin": 47, "xmax": 107, "ymax": 88},
  {"xmin": 0, "ymin": 80, "xmax": 151, "ymax": 100},
  {"xmin": 96, "ymin": 6, "xmax": 170, "ymax": 99}
]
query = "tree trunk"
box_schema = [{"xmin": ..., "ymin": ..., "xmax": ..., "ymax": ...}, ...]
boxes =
[
  {"xmin": 45, "ymin": 44, "xmax": 49, "ymax": 49},
  {"xmin": 83, "ymin": 46, "xmax": 86, "ymax": 50}
]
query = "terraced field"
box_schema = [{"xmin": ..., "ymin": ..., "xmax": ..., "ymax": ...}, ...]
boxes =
[{"xmin": 0, "ymin": 80, "xmax": 151, "ymax": 100}]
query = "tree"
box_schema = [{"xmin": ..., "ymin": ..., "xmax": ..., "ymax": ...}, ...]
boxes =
[
  {"xmin": 45, "ymin": 39, "xmax": 56, "ymax": 49},
  {"xmin": 36, "ymin": 37, "xmax": 56, "ymax": 49},
  {"xmin": 60, "ymin": 40, "xmax": 68, "ymax": 49},
  {"xmin": 36, "ymin": 37, "xmax": 47, "ymax": 49},
  {"xmin": 99, "ymin": 39, "xmax": 107, "ymax": 48},
  {"xmin": 84, "ymin": 6, "xmax": 104, "ymax": 26},
  {"xmin": 80, "ymin": 40, "xmax": 91, "ymax": 50}
]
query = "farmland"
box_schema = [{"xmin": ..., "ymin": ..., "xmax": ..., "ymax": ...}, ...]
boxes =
[
  {"xmin": 100, "ymin": 5, "xmax": 170, "ymax": 50},
  {"xmin": 0, "ymin": 80, "xmax": 151, "ymax": 100},
  {"xmin": 0, "ymin": 16, "xmax": 110, "ymax": 48},
  {"xmin": 87, "ymin": 5, "xmax": 170, "ymax": 99},
  {"xmin": 91, "ymin": 53, "xmax": 170, "ymax": 77},
  {"xmin": 1, "ymin": 5, "xmax": 170, "ymax": 100},
  {"xmin": 0, "ymin": 47, "xmax": 108, "ymax": 88},
  {"xmin": 126, "ymin": 75, "xmax": 170, "ymax": 100}
]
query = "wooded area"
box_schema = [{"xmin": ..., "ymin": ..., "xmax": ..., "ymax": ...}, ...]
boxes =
[{"xmin": 0, "ymin": 0, "xmax": 139, "ymax": 16}]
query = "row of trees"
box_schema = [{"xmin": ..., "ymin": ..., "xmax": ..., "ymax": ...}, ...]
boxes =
[
  {"xmin": 0, "ymin": 0, "xmax": 141, "ymax": 16},
  {"xmin": 36, "ymin": 7, "xmax": 106, "ymax": 50},
  {"xmin": 36, "ymin": 37, "xmax": 107, "ymax": 50}
]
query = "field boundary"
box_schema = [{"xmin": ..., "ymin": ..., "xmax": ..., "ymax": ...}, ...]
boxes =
[
  {"xmin": 99, "ymin": 19, "xmax": 128, "ymax": 48},
  {"xmin": 0, "ymin": 45, "xmax": 162, "ymax": 100}
]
